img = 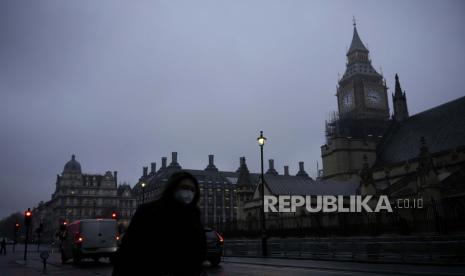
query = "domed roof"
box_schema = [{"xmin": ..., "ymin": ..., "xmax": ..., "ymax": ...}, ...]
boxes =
[{"xmin": 63, "ymin": 154, "xmax": 81, "ymax": 174}]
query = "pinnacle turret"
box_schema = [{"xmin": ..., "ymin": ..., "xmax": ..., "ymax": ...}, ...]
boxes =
[{"xmin": 392, "ymin": 73, "xmax": 409, "ymax": 122}]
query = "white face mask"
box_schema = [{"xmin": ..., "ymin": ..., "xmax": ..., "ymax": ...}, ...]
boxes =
[{"xmin": 174, "ymin": 189, "xmax": 195, "ymax": 205}]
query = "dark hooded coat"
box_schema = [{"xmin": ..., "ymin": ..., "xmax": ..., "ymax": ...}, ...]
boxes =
[{"xmin": 112, "ymin": 171, "xmax": 207, "ymax": 276}]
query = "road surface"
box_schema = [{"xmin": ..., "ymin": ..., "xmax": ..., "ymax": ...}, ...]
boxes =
[{"xmin": 0, "ymin": 245, "xmax": 463, "ymax": 275}]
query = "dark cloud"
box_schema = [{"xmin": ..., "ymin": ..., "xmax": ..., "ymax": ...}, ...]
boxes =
[{"xmin": 1, "ymin": 0, "xmax": 464, "ymax": 218}]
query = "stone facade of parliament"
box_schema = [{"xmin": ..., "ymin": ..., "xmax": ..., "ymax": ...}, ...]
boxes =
[
  {"xmin": 314, "ymin": 24, "xmax": 465, "ymax": 235},
  {"xmin": 321, "ymin": 25, "xmax": 465, "ymax": 211}
]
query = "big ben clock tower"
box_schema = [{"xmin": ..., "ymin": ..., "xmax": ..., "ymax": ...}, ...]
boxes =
[
  {"xmin": 335, "ymin": 21, "xmax": 390, "ymax": 138},
  {"xmin": 321, "ymin": 22, "xmax": 390, "ymax": 181}
]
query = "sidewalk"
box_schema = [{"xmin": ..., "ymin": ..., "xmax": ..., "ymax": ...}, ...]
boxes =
[
  {"xmin": 0, "ymin": 247, "xmax": 104, "ymax": 276},
  {"xmin": 222, "ymin": 256, "xmax": 465, "ymax": 276},
  {"xmin": 0, "ymin": 249, "xmax": 48, "ymax": 276}
]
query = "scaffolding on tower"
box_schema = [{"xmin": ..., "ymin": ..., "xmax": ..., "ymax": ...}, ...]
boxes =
[{"xmin": 325, "ymin": 111, "xmax": 340, "ymax": 143}]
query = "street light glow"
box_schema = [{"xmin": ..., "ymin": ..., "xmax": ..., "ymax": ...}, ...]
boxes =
[{"xmin": 257, "ymin": 131, "xmax": 266, "ymax": 146}]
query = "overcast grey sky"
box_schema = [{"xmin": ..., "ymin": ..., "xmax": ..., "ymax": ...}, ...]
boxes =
[{"xmin": 1, "ymin": 0, "xmax": 464, "ymax": 218}]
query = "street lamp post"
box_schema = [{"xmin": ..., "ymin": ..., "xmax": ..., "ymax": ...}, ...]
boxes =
[
  {"xmin": 257, "ymin": 131, "xmax": 268, "ymax": 257},
  {"xmin": 24, "ymin": 208, "xmax": 32, "ymax": 261},
  {"xmin": 141, "ymin": 182, "xmax": 146, "ymax": 204}
]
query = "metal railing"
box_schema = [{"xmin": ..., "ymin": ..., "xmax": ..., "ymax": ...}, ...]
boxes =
[{"xmin": 223, "ymin": 237, "xmax": 465, "ymax": 264}]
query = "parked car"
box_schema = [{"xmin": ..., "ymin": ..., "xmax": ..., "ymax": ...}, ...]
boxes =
[
  {"xmin": 61, "ymin": 219, "xmax": 119, "ymax": 264},
  {"xmin": 205, "ymin": 228, "xmax": 224, "ymax": 266}
]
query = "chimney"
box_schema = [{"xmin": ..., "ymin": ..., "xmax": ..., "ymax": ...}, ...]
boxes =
[
  {"xmin": 284, "ymin": 166, "xmax": 289, "ymax": 176},
  {"xmin": 143, "ymin": 166, "xmax": 148, "ymax": 177},
  {"xmin": 161, "ymin": 157, "xmax": 167, "ymax": 169},
  {"xmin": 296, "ymin": 161, "xmax": 309, "ymax": 178},
  {"xmin": 168, "ymin": 152, "xmax": 182, "ymax": 169},
  {"xmin": 150, "ymin": 162, "xmax": 156, "ymax": 174},
  {"xmin": 113, "ymin": 171, "xmax": 118, "ymax": 185},
  {"xmin": 236, "ymin": 156, "xmax": 247, "ymax": 172},
  {"xmin": 205, "ymin": 154, "xmax": 218, "ymax": 171},
  {"xmin": 237, "ymin": 156, "xmax": 252, "ymax": 187},
  {"xmin": 172, "ymin": 152, "xmax": 177, "ymax": 164},
  {"xmin": 266, "ymin": 159, "xmax": 278, "ymax": 175}
]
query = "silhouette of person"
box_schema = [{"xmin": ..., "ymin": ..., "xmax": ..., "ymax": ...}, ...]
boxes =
[
  {"xmin": 0, "ymin": 238, "xmax": 6, "ymax": 255},
  {"xmin": 113, "ymin": 171, "xmax": 207, "ymax": 276}
]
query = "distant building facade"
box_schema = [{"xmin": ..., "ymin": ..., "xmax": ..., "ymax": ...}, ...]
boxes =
[
  {"xmin": 31, "ymin": 155, "xmax": 137, "ymax": 239},
  {"xmin": 134, "ymin": 152, "xmax": 313, "ymax": 230}
]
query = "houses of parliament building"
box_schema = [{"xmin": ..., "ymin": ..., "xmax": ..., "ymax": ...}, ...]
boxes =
[{"xmin": 321, "ymin": 23, "xmax": 465, "ymax": 206}]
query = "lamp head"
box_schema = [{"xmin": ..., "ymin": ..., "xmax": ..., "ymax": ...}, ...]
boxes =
[{"xmin": 257, "ymin": 131, "xmax": 267, "ymax": 146}]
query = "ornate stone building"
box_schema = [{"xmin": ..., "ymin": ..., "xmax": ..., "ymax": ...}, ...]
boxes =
[
  {"xmin": 320, "ymin": 23, "xmax": 465, "ymax": 233},
  {"xmin": 31, "ymin": 155, "xmax": 137, "ymax": 239},
  {"xmin": 321, "ymin": 23, "xmax": 465, "ymax": 184}
]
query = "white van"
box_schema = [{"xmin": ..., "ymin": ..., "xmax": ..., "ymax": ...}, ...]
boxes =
[{"xmin": 61, "ymin": 219, "xmax": 119, "ymax": 264}]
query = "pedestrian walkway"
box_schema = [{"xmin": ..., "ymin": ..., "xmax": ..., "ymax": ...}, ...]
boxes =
[{"xmin": 0, "ymin": 245, "xmax": 110, "ymax": 276}]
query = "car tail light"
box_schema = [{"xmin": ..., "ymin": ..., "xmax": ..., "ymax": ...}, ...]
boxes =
[
  {"xmin": 74, "ymin": 233, "xmax": 84, "ymax": 245},
  {"xmin": 116, "ymin": 235, "xmax": 120, "ymax": 241},
  {"xmin": 216, "ymin": 232, "xmax": 224, "ymax": 245}
]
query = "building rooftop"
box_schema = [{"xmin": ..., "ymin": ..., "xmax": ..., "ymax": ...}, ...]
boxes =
[
  {"xmin": 376, "ymin": 96, "xmax": 465, "ymax": 166},
  {"xmin": 263, "ymin": 174, "xmax": 359, "ymax": 196}
]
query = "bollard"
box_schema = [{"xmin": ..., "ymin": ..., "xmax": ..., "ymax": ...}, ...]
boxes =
[{"xmin": 40, "ymin": 251, "xmax": 50, "ymax": 272}]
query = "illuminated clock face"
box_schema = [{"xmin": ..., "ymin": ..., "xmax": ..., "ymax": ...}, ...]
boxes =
[
  {"xmin": 366, "ymin": 88, "xmax": 383, "ymax": 107},
  {"xmin": 340, "ymin": 90, "xmax": 354, "ymax": 112}
]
